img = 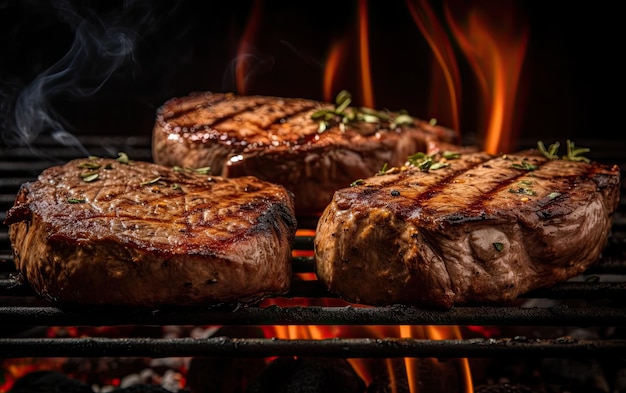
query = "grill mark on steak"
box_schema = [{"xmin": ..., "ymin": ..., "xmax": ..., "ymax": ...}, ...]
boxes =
[
  {"xmin": 335, "ymin": 152, "xmax": 496, "ymax": 222},
  {"xmin": 342, "ymin": 152, "xmax": 600, "ymax": 227},
  {"xmin": 162, "ymin": 92, "xmax": 232, "ymax": 123},
  {"xmin": 314, "ymin": 149, "xmax": 621, "ymax": 308},
  {"xmin": 429, "ymin": 154, "xmax": 549, "ymax": 224},
  {"xmin": 152, "ymin": 91, "xmax": 460, "ymax": 215},
  {"xmin": 5, "ymin": 157, "xmax": 297, "ymax": 306},
  {"xmin": 160, "ymin": 93, "xmax": 322, "ymax": 146}
]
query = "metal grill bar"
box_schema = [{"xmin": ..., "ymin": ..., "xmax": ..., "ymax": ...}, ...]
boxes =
[
  {"xmin": 2, "ymin": 304, "xmax": 626, "ymax": 327},
  {"xmin": 3, "ymin": 336, "xmax": 626, "ymax": 359}
]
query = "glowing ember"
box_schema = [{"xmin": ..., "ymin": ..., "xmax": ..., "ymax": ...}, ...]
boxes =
[{"xmin": 1, "ymin": 359, "xmax": 64, "ymax": 393}]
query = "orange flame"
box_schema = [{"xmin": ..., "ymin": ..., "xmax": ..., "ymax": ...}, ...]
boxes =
[
  {"xmin": 358, "ymin": 0, "xmax": 374, "ymax": 108},
  {"xmin": 406, "ymin": 0, "xmax": 462, "ymax": 132},
  {"xmin": 236, "ymin": 0, "xmax": 265, "ymax": 95},
  {"xmin": 323, "ymin": 39, "xmax": 348, "ymax": 102},
  {"xmin": 323, "ymin": 0, "xmax": 374, "ymax": 107},
  {"xmin": 260, "ymin": 320, "xmax": 474, "ymax": 392},
  {"xmin": 445, "ymin": 0, "xmax": 528, "ymax": 154}
]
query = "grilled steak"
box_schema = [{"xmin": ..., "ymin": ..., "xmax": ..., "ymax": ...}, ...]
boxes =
[
  {"xmin": 4, "ymin": 156, "xmax": 297, "ymax": 307},
  {"xmin": 152, "ymin": 91, "xmax": 458, "ymax": 215},
  {"xmin": 314, "ymin": 149, "xmax": 621, "ymax": 309}
]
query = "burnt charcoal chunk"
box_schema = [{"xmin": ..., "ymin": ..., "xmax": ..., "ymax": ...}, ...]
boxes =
[
  {"xmin": 185, "ymin": 326, "xmax": 267, "ymax": 393},
  {"xmin": 9, "ymin": 371, "xmax": 94, "ymax": 393},
  {"xmin": 540, "ymin": 358, "xmax": 610, "ymax": 393},
  {"xmin": 244, "ymin": 357, "xmax": 366, "ymax": 393},
  {"xmin": 111, "ymin": 385, "xmax": 176, "ymax": 393},
  {"xmin": 474, "ymin": 384, "xmax": 540, "ymax": 393}
]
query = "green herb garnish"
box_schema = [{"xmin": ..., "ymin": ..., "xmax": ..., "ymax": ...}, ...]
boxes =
[
  {"xmin": 350, "ymin": 179, "xmax": 365, "ymax": 187},
  {"xmin": 537, "ymin": 141, "xmax": 560, "ymax": 160},
  {"xmin": 80, "ymin": 172, "xmax": 99, "ymax": 182},
  {"xmin": 511, "ymin": 161, "xmax": 537, "ymax": 171},
  {"xmin": 442, "ymin": 151, "xmax": 461, "ymax": 160},
  {"xmin": 78, "ymin": 162, "xmax": 101, "ymax": 170},
  {"xmin": 173, "ymin": 166, "xmax": 211, "ymax": 175},
  {"xmin": 407, "ymin": 152, "xmax": 433, "ymax": 171},
  {"xmin": 377, "ymin": 163, "xmax": 389, "ymax": 176},
  {"xmin": 509, "ymin": 187, "xmax": 536, "ymax": 196},
  {"xmin": 67, "ymin": 198, "xmax": 86, "ymax": 204},
  {"xmin": 141, "ymin": 176, "xmax": 162, "ymax": 186},
  {"xmin": 538, "ymin": 140, "xmax": 590, "ymax": 163},
  {"xmin": 406, "ymin": 151, "xmax": 457, "ymax": 172},
  {"xmin": 565, "ymin": 140, "xmax": 591, "ymax": 162},
  {"xmin": 117, "ymin": 152, "xmax": 130, "ymax": 164},
  {"xmin": 429, "ymin": 162, "xmax": 450, "ymax": 170},
  {"xmin": 193, "ymin": 167, "xmax": 211, "ymax": 175},
  {"xmin": 311, "ymin": 90, "xmax": 413, "ymax": 134}
]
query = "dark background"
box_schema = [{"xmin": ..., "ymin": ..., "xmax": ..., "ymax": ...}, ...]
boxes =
[{"xmin": 0, "ymin": 0, "xmax": 623, "ymax": 151}]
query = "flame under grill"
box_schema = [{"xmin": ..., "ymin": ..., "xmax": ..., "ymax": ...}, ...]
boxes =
[{"xmin": 1, "ymin": 135, "xmax": 626, "ymax": 360}]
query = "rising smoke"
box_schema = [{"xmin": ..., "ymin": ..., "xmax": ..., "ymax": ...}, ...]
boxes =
[{"xmin": 0, "ymin": 0, "xmax": 188, "ymax": 155}]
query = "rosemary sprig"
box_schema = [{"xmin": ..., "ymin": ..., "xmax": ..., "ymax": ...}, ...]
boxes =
[
  {"xmin": 537, "ymin": 141, "xmax": 560, "ymax": 160},
  {"xmin": 80, "ymin": 172, "xmax": 99, "ymax": 182},
  {"xmin": 537, "ymin": 140, "xmax": 590, "ymax": 163},
  {"xmin": 173, "ymin": 166, "xmax": 211, "ymax": 175},
  {"xmin": 406, "ymin": 151, "xmax": 455, "ymax": 172},
  {"xmin": 117, "ymin": 152, "xmax": 130, "ymax": 164},
  {"xmin": 511, "ymin": 161, "xmax": 537, "ymax": 171},
  {"xmin": 377, "ymin": 163, "xmax": 389, "ymax": 175},
  {"xmin": 140, "ymin": 176, "xmax": 162, "ymax": 186},
  {"xmin": 565, "ymin": 140, "xmax": 591, "ymax": 162},
  {"xmin": 78, "ymin": 162, "xmax": 101, "ymax": 170},
  {"xmin": 509, "ymin": 186, "xmax": 536, "ymax": 196},
  {"xmin": 311, "ymin": 90, "xmax": 413, "ymax": 133},
  {"xmin": 350, "ymin": 179, "xmax": 365, "ymax": 187},
  {"xmin": 407, "ymin": 152, "xmax": 433, "ymax": 171}
]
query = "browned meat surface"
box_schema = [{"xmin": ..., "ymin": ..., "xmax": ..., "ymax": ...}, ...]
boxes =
[
  {"xmin": 4, "ymin": 157, "xmax": 297, "ymax": 307},
  {"xmin": 152, "ymin": 91, "xmax": 458, "ymax": 215},
  {"xmin": 314, "ymin": 150, "xmax": 621, "ymax": 309}
]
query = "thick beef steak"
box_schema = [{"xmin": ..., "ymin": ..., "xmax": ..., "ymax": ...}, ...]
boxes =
[
  {"xmin": 152, "ymin": 91, "xmax": 458, "ymax": 215},
  {"xmin": 314, "ymin": 149, "xmax": 621, "ymax": 308},
  {"xmin": 4, "ymin": 156, "xmax": 297, "ymax": 307}
]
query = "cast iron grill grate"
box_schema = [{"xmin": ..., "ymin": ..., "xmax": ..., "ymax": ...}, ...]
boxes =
[{"xmin": 1, "ymin": 135, "xmax": 625, "ymax": 359}]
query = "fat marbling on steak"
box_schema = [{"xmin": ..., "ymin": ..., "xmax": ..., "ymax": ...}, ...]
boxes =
[
  {"xmin": 4, "ymin": 156, "xmax": 297, "ymax": 307},
  {"xmin": 314, "ymin": 148, "xmax": 621, "ymax": 309},
  {"xmin": 152, "ymin": 91, "xmax": 458, "ymax": 215}
]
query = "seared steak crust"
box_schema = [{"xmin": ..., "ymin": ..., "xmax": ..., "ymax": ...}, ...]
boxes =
[
  {"xmin": 314, "ymin": 151, "xmax": 621, "ymax": 309},
  {"xmin": 152, "ymin": 92, "xmax": 458, "ymax": 215},
  {"xmin": 5, "ymin": 157, "xmax": 297, "ymax": 307}
]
